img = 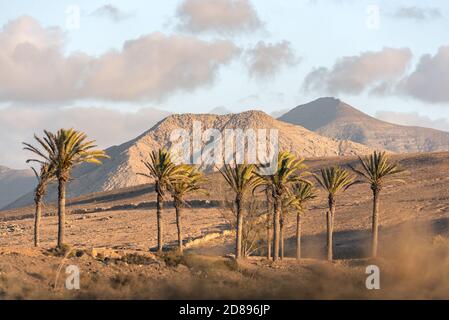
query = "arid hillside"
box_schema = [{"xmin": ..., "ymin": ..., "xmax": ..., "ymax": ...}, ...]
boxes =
[
  {"xmin": 0, "ymin": 166, "xmax": 35, "ymax": 209},
  {"xmin": 279, "ymin": 97, "xmax": 449, "ymax": 153},
  {"xmin": 7, "ymin": 110, "xmax": 374, "ymax": 209},
  {"xmin": 1, "ymin": 151, "xmax": 449, "ymax": 299},
  {"xmin": 2, "ymin": 150, "xmax": 449, "ymax": 252}
]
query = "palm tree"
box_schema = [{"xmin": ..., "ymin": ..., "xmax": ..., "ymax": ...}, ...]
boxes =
[
  {"xmin": 264, "ymin": 186, "xmax": 272, "ymax": 259},
  {"xmin": 23, "ymin": 129, "xmax": 109, "ymax": 248},
  {"xmin": 279, "ymin": 194, "xmax": 293, "ymax": 260},
  {"xmin": 29, "ymin": 163, "xmax": 54, "ymax": 247},
  {"xmin": 259, "ymin": 151, "xmax": 309, "ymax": 261},
  {"xmin": 168, "ymin": 165, "xmax": 207, "ymax": 254},
  {"xmin": 291, "ymin": 182, "xmax": 316, "ymax": 259},
  {"xmin": 350, "ymin": 151, "xmax": 403, "ymax": 257},
  {"xmin": 139, "ymin": 149, "xmax": 186, "ymax": 253},
  {"xmin": 314, "ymin": 167, "xmax": 355, "ymax": 261},
  {"xmin": 219, "ymin": 162, "xmax": 263, "ymax": 260}
]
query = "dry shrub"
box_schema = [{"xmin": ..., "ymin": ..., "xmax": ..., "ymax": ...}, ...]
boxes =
[{"xmin": 219, "ymin": 198, "xmax": 267, "ymax": 257}]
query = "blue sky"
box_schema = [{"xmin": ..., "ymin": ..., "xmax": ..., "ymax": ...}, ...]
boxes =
[{"xmin": 1, "ymin": 0, "xmax": 449, "ymax": 168}]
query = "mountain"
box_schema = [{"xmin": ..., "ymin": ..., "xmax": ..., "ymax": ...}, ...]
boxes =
[
  {"xmin": 0, "ymin": 166, "xmax": 36, "ymax": 209},
  {"xmin": 278, "ymin": 97, "xmax": 449, "ymax": 153},
  {"xmin": 5, "ymin": 110, "xmax": 374, "ymax": 209}
]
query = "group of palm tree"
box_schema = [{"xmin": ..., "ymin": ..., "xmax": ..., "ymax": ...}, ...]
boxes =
[
  {"xmin": 24, "ymin": 129, "xmax": 109, "ymax": 248},
  {"xmin": 24, "ymin": 128, "xmax": 403, "ymax": 262}
]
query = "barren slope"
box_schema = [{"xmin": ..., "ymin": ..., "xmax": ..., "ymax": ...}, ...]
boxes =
[
  {"xmin": 2, "ymin": 152, "xmax": 449, "ymax": 299},
  {"xmin": 279, "ymin": 97, "xmax": 449, "ymax": 153},
  {"xmin": 0, "ymin": 166, "xmax": 35, "ymax": 209}
]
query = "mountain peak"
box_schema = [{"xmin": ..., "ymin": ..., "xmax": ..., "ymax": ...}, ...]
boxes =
[
  {"xmin": 278, "ymin": 97, "xmax": 367, "ymax": 131},
  {"xmin": 278, "ymin": 98, "xmax": 449, "ymax": 153}
]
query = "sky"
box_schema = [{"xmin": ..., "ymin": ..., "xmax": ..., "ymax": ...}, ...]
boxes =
[{"xmin": 1, "ymin": 0, "xmax": 449, "ymax": 168}]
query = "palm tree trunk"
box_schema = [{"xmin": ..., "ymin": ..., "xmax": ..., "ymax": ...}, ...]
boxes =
[
  {"xmin": 296, "ymin": 211, "xmax": 301, "ymax": 260},
  {"xmin": 174, "ymin": 197, "xmax": 183, "ymax": 254},
  {"xmin": 371, "ymin": 188, "xmax": 380, "ymax": 258},
  {"xmin": 265, "ymin": 189, "xmax": 271, "ymax": 259},
  {"xmin": 280, "ymin": 210, "xmax": 284, "ymax": 260},
  {"xmin": 235, "ymin": 195, "xmax": 243, "ymax": 260},
  {"xmin": 156, "ymin": 192, "xmax": 164, "ymax": 253},
  {"xmin": 57, "ymin": 178, "xmax": 66, "ymax": 248},
  {"xmin": 326, "ymin": 195, "xmax": 335, "ymax": 261},
  {"xmin": 34, "ymin": 196, "xmax": 42, "ymax": 247},
  {"xmin": 266, "ymin": 214, "xmax": 271, "ymax": 259},
  {"xmin": 273, "ymin": 196, "xmax": 281, "ymax": 261}
]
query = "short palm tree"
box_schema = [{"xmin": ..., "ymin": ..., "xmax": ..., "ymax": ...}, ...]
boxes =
[
  {"xmin": 139, "ymin": 149, "xmax": 186, "ymax": 253},
  {"xmin": 168, "ymin": 165, "xmax": 207, "ymax": 254},
  {"xmin": 314, "ymin": 167, "xmax": 355, "ymax": 261},
  {"xmin": 219, "ymin": 162, "xmax": 263, "ymax": 260},
  {"xmin": 350, "ymin": 151, "xmax": 403, "ymax": 257},
  {"xmin": 29, "ymin": 163, "xmax": 54, "ymax": 247},
  {"xmin": 259, "ymin": 151, "xmax": 309, "ymax": 261},
  {"xmin": 23, "ymin": 129, "xmax": 108, "ymax": 248},
  {"xmin": 291, "ymin": 182, "xmax": 316, "ymax": 259},
  {"xmin": 279, "ymin": 194, "xmax": 294, "ymax": 259}
]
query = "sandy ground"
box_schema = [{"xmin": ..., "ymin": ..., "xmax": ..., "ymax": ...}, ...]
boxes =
[
  {"xmin": 0, "ymin": 207, "xmax": 227, "ymax": 251},
  {"xmin": 1, "ymin": 151, "xmax": 449, "ymax": 299}
]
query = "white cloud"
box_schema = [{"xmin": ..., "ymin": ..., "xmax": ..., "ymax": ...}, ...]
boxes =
[
  {"xmin": 399, "ymin": 46, "xmax": 449, "ymax": 103},
  {"xmin": 91, "ymin": 4, "xmax": 133, "ymax": 22},
  {"xmin": 0, "ymin": 16, "xmax": 240, "ymax": 103},
  {"xmin": 303, "ymin": 47, "xmax": 412, "ymax": 95},
  {"xmin": 376, "ymin": 110, "xmax": 449, "ymax": 132},
  {"xmin": 176, "ymin": 0, "xmax": 263, "ymax": 34},
  {"xmin": 246, "ymin": 41, "xmax": 299, "ymax": 79},
  {"xmin": 394, "ymin": 6, "xmax": 442, "ymax": 22},
  {"xmin": 0, "ymin": 106, "xmax": 170, "ymax": 168}
]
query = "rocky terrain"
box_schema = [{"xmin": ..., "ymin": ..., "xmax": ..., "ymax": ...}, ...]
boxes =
[
  {"xmin": 278, "ymin": 97, "xmax": 449, "ymax": 153},
  {"xmin": 1, "ymin": 151, "xmax": 449, "ymax": 299}
]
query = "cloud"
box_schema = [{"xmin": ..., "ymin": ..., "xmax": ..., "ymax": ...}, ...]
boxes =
[
  {"xmin": 398, "ymin": 46, "xmax": 449, "ymax": 103},
  {"xmin": 83, "ymin": 33, "xmax": 240, "ymax": 101},
  {"xmin": 376, "ymin": 111, "xmax": 449, "ymax": 132},
  {"xmin": 394, "ymin": 6, "xmax": 443, "ymax": 22},
  {"xmin": 0, "ymin": 106, "xmax": 171, "ymax": 168},
  {"xmin": 91, "ymin": 4, "xmax": 133, "ymax": 22},
  {"xmin": 0, "ymin": 16, "xmax": 240, "ymax": 103},
  {"xmin": 176, "ymin": 0, "xmax": 263, "ymax": 34},
  {"xmin": 246, "ymin": 41, "xmax": 299, "ymax": 79},
  {"xmin": 0, "ymin": 16, "xmax": 89, "ymax": 102},
  {"xmin": 303, "ymin": 47, "xmax": 412, "ymax": 95}
]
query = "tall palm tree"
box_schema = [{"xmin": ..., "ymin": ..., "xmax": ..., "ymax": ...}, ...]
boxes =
[
  {"xmin": 219, "ymin": 162, "xmax": 263, "ymax": 260},
  {"xmin": 168, "ymin": 165, "xmax": 207, "ymax": 254},
  {"xmin": 314, "ymin": 167, "xmax": 355, "ymax": 261},
  {"xmin": 23, "ymin": 129, "xmax": 108, "ymax": 248},
  {"xmin": 259, "ymin": 151, "xmax": 309, "ymax": 261},
  {"xmin": 350, "ymin": 151, "xmax": 403, "ymax": 257},
  {"xmin": 139, "ymin": 149, "xmax": 186, "ymax": 253},
  {"xmin": 291, "ymin": 182, "xmax": 316, "ymax": 259},
  {"xmin": 29, "ymin": 163, "xmax": 54, "ymax": 247},
  {"xmin": 264, "ymin": 186, "xmax": 272, "ymax": 259}
]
